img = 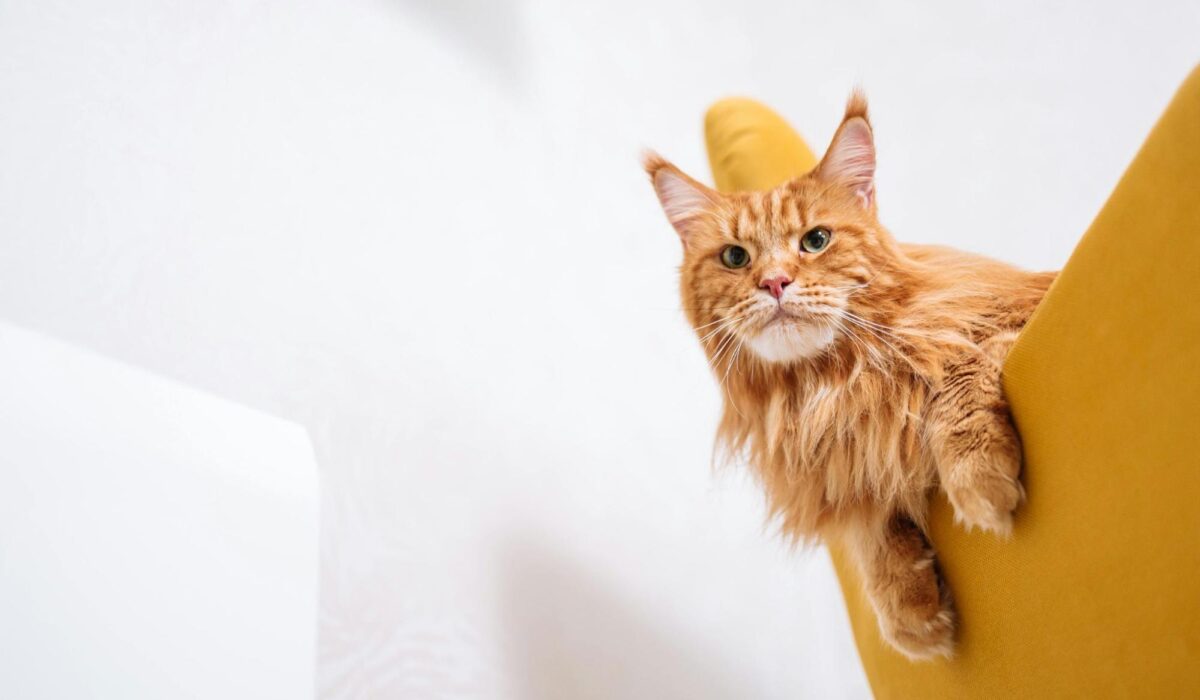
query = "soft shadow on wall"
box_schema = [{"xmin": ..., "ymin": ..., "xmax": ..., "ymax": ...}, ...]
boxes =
[
  {"xmin": 390, "ymin": 0, "xmax": 525, "ymax": 86},
  {"xmin": 498, "ymin": 539, "xmax": 745, "ymax": 699}
]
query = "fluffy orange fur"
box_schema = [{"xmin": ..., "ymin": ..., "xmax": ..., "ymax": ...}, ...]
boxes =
[{"xmin": 644, "ymin": 93, "xmax": 1056, "ymax": 659}]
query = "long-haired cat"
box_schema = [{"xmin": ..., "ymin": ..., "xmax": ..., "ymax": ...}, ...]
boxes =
[{"xmin": 643, "ymin": 92, "xmax": 1055, "ymax": 660}]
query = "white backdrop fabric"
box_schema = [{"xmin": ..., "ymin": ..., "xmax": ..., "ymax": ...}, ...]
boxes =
[{"xmin": 0, "ymin": 322, "xmax": 318, "ymax": 698}]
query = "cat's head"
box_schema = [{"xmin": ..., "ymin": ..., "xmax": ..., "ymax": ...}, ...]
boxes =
[{"xmin": 645, "ymin": 92, "xmax": 905, "ymax": 365}]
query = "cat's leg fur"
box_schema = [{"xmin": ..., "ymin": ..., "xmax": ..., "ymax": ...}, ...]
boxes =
[
  {"xmin": 843, "ymin": 512, "xmax": 955, "ymax": 660},
  {"xmin": 927, "ymin": 331, "xmax": 1025, "ymax": 536}
]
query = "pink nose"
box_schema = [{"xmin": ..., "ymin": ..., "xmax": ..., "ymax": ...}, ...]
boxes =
[{"xmin": 760, "ymin": 275, "xmax": 792, "ymax": 299}]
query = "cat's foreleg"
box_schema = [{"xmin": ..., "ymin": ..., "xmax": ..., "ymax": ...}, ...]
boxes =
[
  {"xmin": 842, "ymin": 512, "xmax": 955, "ymax": 660},
  {"xmin": 927, "ymin": 333, "xmax": 1025, "ymax": 536}
]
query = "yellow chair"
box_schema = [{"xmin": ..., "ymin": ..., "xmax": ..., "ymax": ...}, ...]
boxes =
[{"xmin": 704, "ymin": 68, "xmax": 1200, "ymax": 698}]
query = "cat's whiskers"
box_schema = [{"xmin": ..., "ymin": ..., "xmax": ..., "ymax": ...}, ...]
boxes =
[
  {"xmin": 840, "ymin": 313, "xmax": 920, "ymax": 373},
  {"xmin": 841, "ymin": 312, "xmax": 903, "ymax": 351},
  {"xmin": 838, "ymin": 319, "xmax": 889, "ymax": 372},
  {"xmin": 718, "ymin": 335, "xmax": 747, "ymax": 418},
  {"xmin": 693, "ymin": 308, "xmax": 755, "ymax": 333},
  {"xmin": 693, "ymin": 316, "xmax": 734, "ymax": 332},
  {"xmin": 834, "ymin": 270, "xmax": 885, "ymax": 296},
  {"xmin": 697, "ymin": 311, "xmax": 754, "ymax": 344},
  {"xmin": 842, "ymin": 311, "xmax": 900, "ymax": 334},
  {"xmin": 838, "ymin": 320, "xmax": 877, "ymax": 365},
  {"xmin": 821, "ymin": 282, "xmax": 869, "ymax": 293},
  {"xmin": 709, "ymin": 324, "xmax": 743, "ymax": 368},
  {"xmin": 697, "ymin": 320, "xmax": 738, "ymax": 342},
  {"xmin": 843, "ymin": 310, "xmax": 951, "ymax": 346},
  {"xmin": 706, "ymin": 313, "xmax": 744, "ymax": 356},
  {"xmin": 699, "ymin": 323, "xmax": 744, "ymax": 352},
  {"xmin": 680, "ymin": 302, "xmax": 750, "ymax": 313}
]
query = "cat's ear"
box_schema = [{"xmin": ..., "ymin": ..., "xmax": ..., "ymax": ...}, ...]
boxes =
[
  {"xmin": 643, "ymin": 152, "xmax": 719, "ymax": 245},
  {"xmin": 815, "ymin": 91, "xmax": 876, "ymax": 208}
]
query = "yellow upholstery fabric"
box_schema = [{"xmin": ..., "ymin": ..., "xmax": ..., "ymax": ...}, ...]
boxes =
[
  {"xmin": 704, "ymin": 68, "xmax": 1200, "ymax": 698},
  {"xmin": 704, "ymin": 98, "xmax": 819, "ymax": 192}
]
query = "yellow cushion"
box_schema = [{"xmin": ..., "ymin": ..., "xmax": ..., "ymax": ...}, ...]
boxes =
[
  {"xmin": 704, "ymin": 98, "xmax": 819, "ymax": 192},
  {"xmin": 704, "ymin": 68, "xmax": 1200, "ymax": 698}
]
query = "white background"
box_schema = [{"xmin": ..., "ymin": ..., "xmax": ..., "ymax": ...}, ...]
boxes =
[
  {"xmin": 1, "ymin": 1, "xmax": 1196, "ymax": 697},
  {"xmin": 0, "ymin": 323, "xmax": 318, "ymax": 698}
]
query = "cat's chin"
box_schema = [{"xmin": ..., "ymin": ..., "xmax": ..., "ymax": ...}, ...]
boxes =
[{"xmin": 746, "ymin": 319, "xmax": 836, "ymax": 363}]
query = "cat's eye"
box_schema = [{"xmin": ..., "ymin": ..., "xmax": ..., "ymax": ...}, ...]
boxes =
[
  {"xmin": 720, "ymin": 245, "xmax": 751, "ymax": 269},
  {"xmin": 801, "ymin": 227, "xmax": 833, "ymax": 253}
]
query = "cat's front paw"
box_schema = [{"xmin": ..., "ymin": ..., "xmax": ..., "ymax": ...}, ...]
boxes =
[{"xmin": 944, "ymin": 439, "xmax": 1024, "ymax": 537}]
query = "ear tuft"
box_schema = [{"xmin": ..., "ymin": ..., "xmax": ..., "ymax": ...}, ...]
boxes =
[
  {"xmin": 643, "ymin": 152, "xmax": 717, "ymax": 243},
  {"xmin": 816, "ymin": 91, "xmax": 876, "ymax": 208},
  {"xmin": 843, "ymin": 87, "xmax": 869, "ymax": 122}
]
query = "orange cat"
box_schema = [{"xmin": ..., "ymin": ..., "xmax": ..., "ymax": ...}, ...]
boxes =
[{"xmin": 644, "ymin": 92, "xmax": 1056, "ymax": 659}]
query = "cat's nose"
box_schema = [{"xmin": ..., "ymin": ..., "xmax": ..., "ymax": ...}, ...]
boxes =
[{"xmin": 759, "ymin": 275, "xmax": 792, "ymax": 300}]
